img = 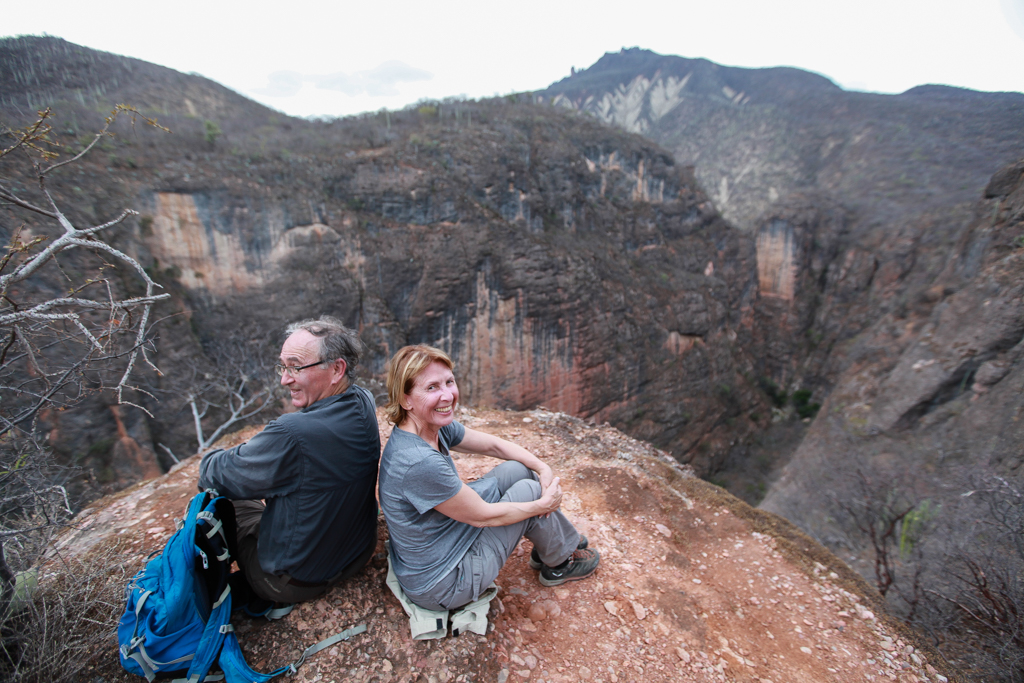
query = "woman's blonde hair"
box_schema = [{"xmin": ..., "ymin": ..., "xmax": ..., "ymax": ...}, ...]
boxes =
[{"xmin": 384, "ymin": 345, "xmax": 455, "ymax": 425}]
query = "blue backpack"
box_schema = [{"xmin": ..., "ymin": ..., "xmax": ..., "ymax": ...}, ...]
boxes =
[{"xmin": 118, "ymin": 490, "xmax": 364, "ymax": 683}]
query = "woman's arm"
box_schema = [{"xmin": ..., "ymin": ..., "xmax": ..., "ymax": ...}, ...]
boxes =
[
  {"xmin": 452, "ymin": 428, "xmax": 554, "ymax": 488},
  {"xmin": 434, "ymin": 476, "xmax": 562, "ymax": 528}
]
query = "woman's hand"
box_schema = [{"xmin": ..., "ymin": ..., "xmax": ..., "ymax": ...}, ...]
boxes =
[
  {"xmin": 536, "ymin": 461, "xmax": 555, "ymax": 490},
  {"xmin": 536, "ymin": 476, "xmax": 562, "ymax": 517}
]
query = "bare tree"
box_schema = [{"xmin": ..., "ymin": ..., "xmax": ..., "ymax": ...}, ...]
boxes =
[
  {"xmin": 169, "ymin": 332, "xmax": 279, "ymax": 457},
  {"xmin": 828, "ymin": 466, "xmax": 933, "ymax": 600},
  {"xmin": 930, "ymin": 476, "xmax": 1024, "ymax": 679},
  {"xmin": 0, "ymin": 106, "xmax": 170, "ymax": 632},
  {"xmin": 186, "ymin": 369, "xmax": 275, "ymax": 453}
]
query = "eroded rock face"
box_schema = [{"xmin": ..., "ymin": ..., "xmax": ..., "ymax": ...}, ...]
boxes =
[
  {"xmin": 135, "ymin": 114, "xmax": 765, "ymax": 475},
  {"xmin": 762, "ymin": 158, "xmax": 1024, "ymax": 548}
]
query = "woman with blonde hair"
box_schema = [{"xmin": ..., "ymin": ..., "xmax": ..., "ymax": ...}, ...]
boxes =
[{"xmin": 378, "ymin": 345, "xmax": 598, "ymax": 611}]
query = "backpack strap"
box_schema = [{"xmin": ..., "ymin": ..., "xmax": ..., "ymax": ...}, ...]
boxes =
[
  {"xmin": 287, "ymin": 624, "xmax": 368, "ymax": 672},
  {"xmin": 184, "ymin": 586, "xmax": 233, "ymax": 683}
]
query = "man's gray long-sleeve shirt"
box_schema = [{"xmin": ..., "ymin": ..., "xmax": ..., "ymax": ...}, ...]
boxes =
[{"xmin": 199, "ymin": 385, "xmax": 380, "ymax": 583}]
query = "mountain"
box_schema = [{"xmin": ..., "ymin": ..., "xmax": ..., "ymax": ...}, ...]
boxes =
[
  {"xmin": 539, "ymin": 47, "xmax": 1024, "ymax": 481},
  {"xmin": 539, "ymin": 47, "xmax": 1024, "ymax": 234},
  {"xmin": 0, "ymin": 35, "xmax": 278, "ymax": 126},
  {"xmin": 0, "ymin": 36, "xmax": 768, "ymax": 496}
]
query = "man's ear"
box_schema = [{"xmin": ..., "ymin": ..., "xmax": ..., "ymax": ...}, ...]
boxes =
[{"xmin": 332, "ymin": 359, "xmax": 348, "ymax": 386}]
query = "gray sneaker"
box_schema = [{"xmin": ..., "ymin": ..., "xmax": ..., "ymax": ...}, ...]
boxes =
[
  {"xmin": 538, "ymin": 547, "xmax": 600, "ymax": 587},
  {"xmin": 529, "ymin": 535, "xmax": 588, "ymax": 570}
]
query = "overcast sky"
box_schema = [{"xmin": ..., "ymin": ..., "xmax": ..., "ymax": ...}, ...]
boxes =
[{"xmin": 5, "ymin": 0, "xmax": 1024, "ymax": 118}]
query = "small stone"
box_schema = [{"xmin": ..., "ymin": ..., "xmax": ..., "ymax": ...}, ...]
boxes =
[
  {"xmin": 512, "ymin": 655, "xmax": 526, "ymax": 667},
  {"xmin": 517, "ymin": 670, "xmax": 531, "ymax": 679},
  {"xmin": 296, "ymin": 620, "xmax": 308, "ymax": 632},
  {"xmin": 523, "ymin": 417, "xmax": 533, "ymax": 423},
  {"xmin": 498, "ymin": 671, "xmax": 509, "ymax": 683},
  {"xmin": 675, "ymin": 647, "xmax": 691, "ymax": 663},
  {"xmin": 382, "ymin": 660, "xmax": 393, "ymax": 672},
  {"xmin": 858, "ymin": 608, "xmax": 875, "ymax": 621},
  {"xmin": 631, "ymin": 601, "xmax": 647, "ymax": 620},
  {"xmin": 604, "ymin": 601, "xmax": 619, "ymax": 616},
  {"xmin": 528, "ymin": 603, "xmax": 548, "ymax": 622},
  {"xmin": 692, "ymin": 578, "xmax": 702, "ymax": 584},
  {"xmin": 800, "ymin": 647, "xmax": 812, "ymax": 655},
  {"xmin": 579, "ymin": 666, "xmax": 593, "ymax": 680},
  {"xmin": 655, "ymin": 524, "xmax": 672, "ymax": 538},
  {"xmin": 525, "ymin": 655, "xmax": 538, "ymax": 670}
]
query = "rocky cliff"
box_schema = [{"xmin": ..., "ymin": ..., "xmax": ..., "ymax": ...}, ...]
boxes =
[
  {"xmin": 0, "ymin": 37, "xmax": 777, "ymax": 494},
  {"xmin": 762, "ymin": 160, "xmax": 1024, "ymax": 560},
  {"xmin": 539, "ymin": 48, "xmax": 1024, "ymax": 504}
]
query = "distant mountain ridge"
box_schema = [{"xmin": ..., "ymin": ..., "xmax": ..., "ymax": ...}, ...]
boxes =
[
  {"xmin": 538, "ymin": 47, "xmax": 1024, "ymax": 233},
  {"xmin": 0, "ymin": 35, "xmax": 279, "ymax": 126}
]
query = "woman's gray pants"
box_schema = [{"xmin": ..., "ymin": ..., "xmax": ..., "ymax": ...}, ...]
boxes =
[{"xmin": 404, "ymin": 460, "xmax": 581, "ymax": 611}]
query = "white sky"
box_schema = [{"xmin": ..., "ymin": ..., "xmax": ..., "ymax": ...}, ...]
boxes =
[{"xmin": 5, "ymin": 0, "xmax": 1024, "ymax": 118}]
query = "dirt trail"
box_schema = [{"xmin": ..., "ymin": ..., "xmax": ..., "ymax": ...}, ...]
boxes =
[{"xmin": 60, "ymin": 407, "xmax": 950, "ymax": 683}]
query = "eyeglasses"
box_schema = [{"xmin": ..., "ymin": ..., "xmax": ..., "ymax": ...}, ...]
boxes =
[{"xmin": 275, "ymin": 360, "xmax": 330, "ymax": 377}]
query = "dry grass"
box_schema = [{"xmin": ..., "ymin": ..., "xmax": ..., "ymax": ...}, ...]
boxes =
[{"xmin": 1, "ymin": 537, "xmax": 137, "ymax": 683}]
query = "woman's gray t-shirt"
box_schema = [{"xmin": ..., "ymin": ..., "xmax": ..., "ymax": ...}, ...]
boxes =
[{"xmin": 379, "ymin": 421, "xmax": 500, "ymax": 594}]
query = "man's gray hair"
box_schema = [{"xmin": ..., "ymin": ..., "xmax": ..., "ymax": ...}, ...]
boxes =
[{"xmin": 284, "ymin": 316, "xmax": 363, "ymax": 378}]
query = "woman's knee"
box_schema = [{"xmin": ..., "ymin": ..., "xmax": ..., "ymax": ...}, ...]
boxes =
[
  {"xmin": 502, "ymin": 478, "xmax": 542, "ymax": 503},
  {"xmin": 484, "ymin": 460, "xmax": 536, "ymax": 492}
]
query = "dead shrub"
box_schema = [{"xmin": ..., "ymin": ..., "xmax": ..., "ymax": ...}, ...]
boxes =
[{"xmin": 1, "ymin": 539, "xmax": 135, "ymax": 683}]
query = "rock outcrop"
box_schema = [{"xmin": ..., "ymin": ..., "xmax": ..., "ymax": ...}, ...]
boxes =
[{"xmin": 58, "ymin": 408, "xmax": 951, "ymax": 683}]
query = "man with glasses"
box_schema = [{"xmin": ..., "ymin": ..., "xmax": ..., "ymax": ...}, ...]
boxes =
[{"xmin": 199, "ymin": 316, "xmax": 381, "ymax": 613}]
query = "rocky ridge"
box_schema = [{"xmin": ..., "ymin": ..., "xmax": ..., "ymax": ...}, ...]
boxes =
[
  {"xmin": 539, "ymin": 48, "xmax": 1024, "ymax": 235},
  {"xmin": 57, "ymin": 407, "xmax": 952, "ymax": 683}
]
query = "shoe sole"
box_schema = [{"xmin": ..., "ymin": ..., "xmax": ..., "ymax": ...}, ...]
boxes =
[{"xmin": 528, "ymin": 536, "xmax": 588, "ymax": 570}]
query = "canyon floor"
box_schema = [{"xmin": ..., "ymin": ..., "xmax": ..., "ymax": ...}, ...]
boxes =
[{"xmin": 54, "ymin": 407, "xmax": 954, "ymax": 683}]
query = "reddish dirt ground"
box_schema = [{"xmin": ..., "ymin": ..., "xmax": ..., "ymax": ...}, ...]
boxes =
[{"xmin": 58, "ymin": 407, "xmax": 951, "ymax": 683}]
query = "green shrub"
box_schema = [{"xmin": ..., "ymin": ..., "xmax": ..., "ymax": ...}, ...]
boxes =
[{"xmin": 791, "ymin": 389, "xmax": 820, "ymax": 419}]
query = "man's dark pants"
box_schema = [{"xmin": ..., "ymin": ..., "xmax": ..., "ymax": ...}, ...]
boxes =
[{"xmin": 232, "ymin": 500, "xmax": 376, "ymax": 604}]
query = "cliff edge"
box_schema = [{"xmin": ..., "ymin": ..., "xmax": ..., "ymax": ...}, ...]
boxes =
[{"xmin": 53, "ymin": 408, "xmax": 951, "ymax": 683}]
